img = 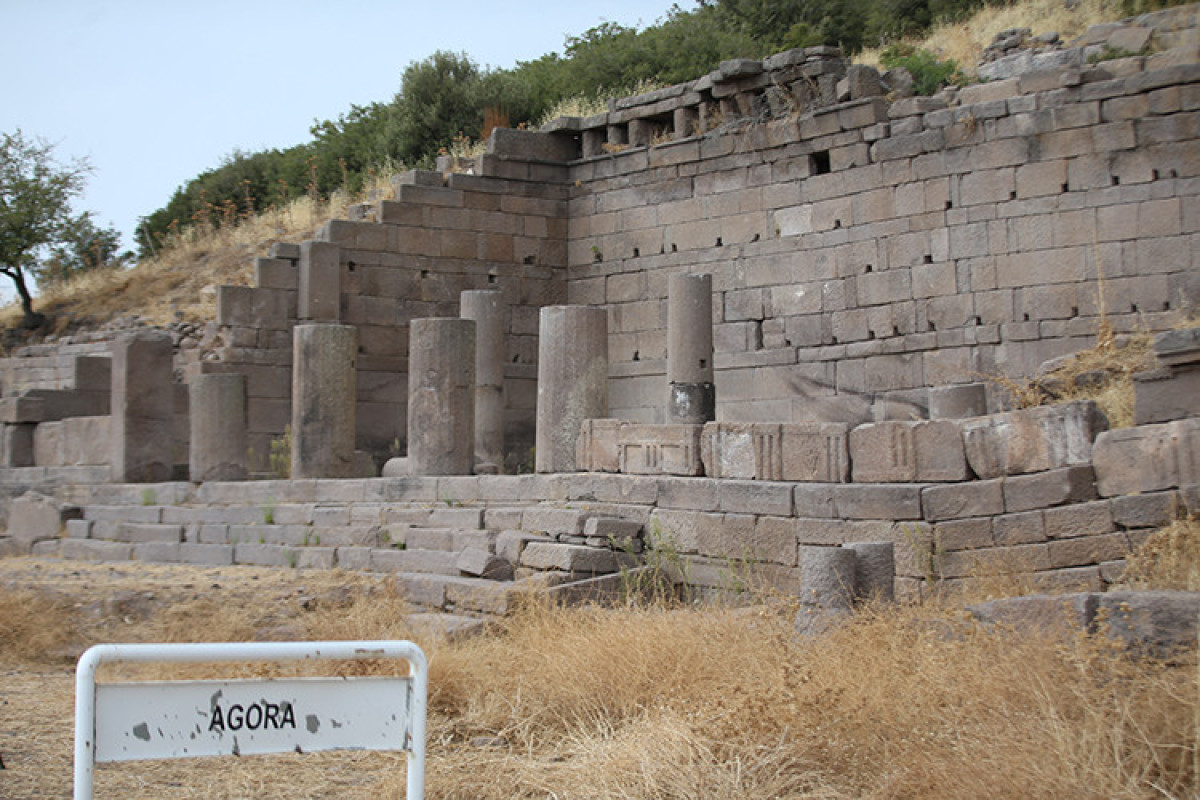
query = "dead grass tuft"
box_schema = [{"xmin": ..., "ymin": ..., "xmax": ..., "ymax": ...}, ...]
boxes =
[
  {"xmin": 0, "ymin": 587, "xmax": 79, "ymax": 665},
  {"xmin": 1121, "ymin": 517, "xmax": 1200, "ymax": 591}
]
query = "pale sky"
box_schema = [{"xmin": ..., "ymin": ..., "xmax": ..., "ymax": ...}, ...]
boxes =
[{"xmin": 2, "ymin": 0, "xmax": 687, "ymax": 256}]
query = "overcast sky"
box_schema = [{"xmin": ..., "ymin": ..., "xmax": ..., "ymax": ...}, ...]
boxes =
[{"xmin": 3, "ymin": 0, "xmax": 686, "ymax": 255}]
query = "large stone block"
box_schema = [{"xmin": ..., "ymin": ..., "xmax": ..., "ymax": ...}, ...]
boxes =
[
  {"xmin": 189, "ymin": 373, "xmax": 248, "ymax": 482},
  {"xmin": 577, "ymin": 418, "xmax": 623, "ymax": 473},
  {"xmin": 849, "ymin": 420, "xmax": 968, "ymax": 483},
  {"xmin": 111, "ymin": 330, "xmax": 175, "ymax": 483},
  {"xmin": 617, "ymin": 424, "xmax": 703, "ymax": 476},
  {"xmin": 1093, "ymin": 418, "xmax": 1200, "ymax": 497},
  {"xmin": 291, "ymin": 324, "xmax": 357, "ymax": 479},
  {"xmin": 408, "ymin": 318, "xmax": 475, "ymax": 476},
  {"xmin": 536, "ymin": 306, "xmax": 608, "ymax": 473},
  {"xmin": 298, "ymin": 240, "xmax": 341, "ymax": 321},
  {"xmin": 7, "ymin": 491, "xmax": 80, "ymax": 546},
  {"xmin": 963, "ymin": 401, "xmax": 1107, "ymax": 479}
]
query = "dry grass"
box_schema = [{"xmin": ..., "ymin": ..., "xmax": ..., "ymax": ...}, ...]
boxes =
[
  {"xmin": 859, "ymin": 0, "xmax": 1138, "ymax": 73},
  {"xmin": 0, "ymin": 551, "xmax": 1196, "ymax": 799},
  {"xmin": 0, "ymin": 171, "xmax": 399, "ymax": 335},
  {"xmin": 1122, "ymin": 517, "xmax": 1200, "ymax": 591}
]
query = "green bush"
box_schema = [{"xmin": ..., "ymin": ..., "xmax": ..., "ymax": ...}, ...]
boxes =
[{"xmin": 880, "ymin": 44, "xmax": 965, "ymax": 95}]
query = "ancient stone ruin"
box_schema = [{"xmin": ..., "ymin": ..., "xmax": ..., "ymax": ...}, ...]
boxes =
[{"xmin": 1, "ymin": 8, "xmax": 1198, "ymax": 624}]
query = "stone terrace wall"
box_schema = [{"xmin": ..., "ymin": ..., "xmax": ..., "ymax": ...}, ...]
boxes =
[
  {"xmin": 202, "ymin": 159, "xmax": 574, "ymax": 473},
  {"xmin": 562, "ymin": 49, "xmax": 1199, "ymax": 425}
]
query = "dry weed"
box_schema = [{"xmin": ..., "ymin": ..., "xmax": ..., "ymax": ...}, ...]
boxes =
[
  {"xmin": 860, "ymin": 0, "xmax": 1136, "ymax": 74},
  {"xmin": 1121, "ymin": 517, "xmax": 1200, "ymax": 591}
]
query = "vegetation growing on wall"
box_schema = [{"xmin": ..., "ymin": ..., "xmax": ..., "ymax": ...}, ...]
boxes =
[{"xmin": 138, "ymin": 0, "xmax": 1195, "ymax": 254}]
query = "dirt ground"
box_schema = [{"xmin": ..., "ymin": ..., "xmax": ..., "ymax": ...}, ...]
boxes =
[{"xmin": 0, "ymin": 556, "xmax": 416, "ymax": 799}]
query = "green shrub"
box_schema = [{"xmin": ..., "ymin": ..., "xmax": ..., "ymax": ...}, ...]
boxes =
[{"xmin": 880, "ymin": 44, "xmax": 965, "ymax": 96}]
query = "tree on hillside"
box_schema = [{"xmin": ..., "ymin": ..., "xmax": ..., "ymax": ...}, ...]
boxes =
[
  {"xmin": 37, "ymin": 211, "xmax": 129, "ymax": 287},
  {"xmin": 0, "ymin": 130, "xmax": 92, "ymax": 328}
]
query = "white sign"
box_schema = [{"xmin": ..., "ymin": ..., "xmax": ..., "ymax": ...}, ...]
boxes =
[
  {"xmin": 75, "ymin": 640, "xmax": 426, "ymax": 800},
  {"xmin": 95, "ymin": 676, "xmax": 412, "ymax": 761}
]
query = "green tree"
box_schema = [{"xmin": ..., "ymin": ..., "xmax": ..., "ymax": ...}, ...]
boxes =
[
  {"xmin": 36, "ymin": 211, "xmax": 129, "ymax": 287},
  {"xmin": 0, "ymin": 130, "xmax": 91, "ymax": 328}
]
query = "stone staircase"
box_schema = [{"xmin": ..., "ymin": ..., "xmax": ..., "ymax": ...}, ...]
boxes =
[{"xmin": 4, "ymin": 476, "xmax": 647, "ymax": 617}]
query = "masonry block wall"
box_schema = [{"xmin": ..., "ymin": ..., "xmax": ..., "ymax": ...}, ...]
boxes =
[
  {"xmin": 202, "ymin": 161, "xmax": 572, "ymax": 473},
  {"xmin": 562, "ymin": 54, "xmax": 1200, "ymax": 426}
]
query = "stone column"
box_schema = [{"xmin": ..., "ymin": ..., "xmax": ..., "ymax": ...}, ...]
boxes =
[
  {"xmin": 667, "ymin": 273, "xmax": 715, "ymax": 424},
  {"xmin": 408, "ymin": 317, "xmax": 475, "ymax": 476},
  {"xmin": 189, "ymin": 373, "xmax": 248, "ymax": 482},
  {"xmin": 536, "ymin": 305, "xmax": 608, "ymax": 473},
  {"xmin": 291, "ymin": 323, "xmax": 357, "ymax": 479},
  {"xmin": 298, "ymin": 240, "xmax": 341, "ymax": 321},
  {"xmin": 461, "ymin": 290, "xmax": 505, "ymax": 472},
  {"xmin": 111, "ymin": 330, "xmax": 175, "ymax": 483}
]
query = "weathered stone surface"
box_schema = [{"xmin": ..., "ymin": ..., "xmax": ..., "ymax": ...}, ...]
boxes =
[
  {"xmin": 1134, "ymin": 366, "xmax": 1200, "ymax": 425},
  {"xmin": 7, "ymin": 491, "xmax": 79, "ymax": 545},
  {"xmin": 462, "ymin": 290, "xmax": 506, "ymax": 471},
  {"xmin": 298, "ymin": 240, "xmax": 341, "ymax": 321},
  {"xmin": 111, "ymin": 331, "xmax": 175, "ymax": 483},
  {"xmin": 667, "ymin": 273, "xmax": 715, "ymax": 424},
  {"xmin": 1003, "ymin": 466, "xmax": 1097, "ymax": 513},
  {"xmin": 521, "ymin": 541, "xmax": 618, "ymax": 573},
  {"xmin": 928, "ymin": 383, "xmax": 988, "ymax": 419},
  {"xmin": 618, "ymin": 424, "xmax": 703, "ymax": 476},
  {"xmin": 963, "ymin": 401, "xmax": 1107, "ymax": 479},
  {"xmin": 799, "ymin": 545, "xmax": 857, "ymax": 609},
  {"xmin": 850, "ymin": 420, "xmax": 968, "ymax": 483},
  {"xmin": 456, "ymin": 548, "xmax": 514, "ymax": 581},
  {"xmin": 967, "ymin": 593, "xmax": 1098, "ymax": 633},
  {"xmin": 408, "ymin": 317, "xmax": 475, "ymax": 476},
  {"xmin": 189, "ymin": 373, "xmax": 248, "ymax": 482},
  {"xmin": 1093, "ymin": 418, "xmax": 1200, "ymax": 497},
  {"xmin": 536, "ymin": 306, "xmax": 608, "ymax": 473},
  {"xmin": 1097, "ymin": 590, "xmax": 1200, "ymax": 658},
  {"xmin": 291, "ymin": 324, "xmax": 357, "ymax": 479},
  {"xmin": 844, "ymin": 541, "xmax": 894, "ymax": 602}
]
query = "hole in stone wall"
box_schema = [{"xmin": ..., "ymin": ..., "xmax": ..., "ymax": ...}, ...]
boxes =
[
  {"xmin": 1112, "ymin": 175, "xmax": 1121, "ymax": 186},
  {"xmin": 751, "ymin": 233, "xmax": 760, "ymax": 242},
  {"xmin": 1153, "ymin": 169, "xmax": 1161, "ymax": 180},
  {"xmin": 833, "ymin": 220, "xmax": 842, "ymax": 229},
  {"xmin": 594, "ymin": 250, "xmax": 603, "ymax": 263},
  {"xmin": 868, "ymin": 330, "xmax": 876, "ymax": 340},
  {"xmin": 523, "ymin": 255, "xmax": 536, "ymax": 265},
  {"xmin": 512, "ymin": 355, "xmax": 520, "ymax": 363},
  {"xmin": 1023, "ymin": 313, "xmax": 1030, "ymax": 321},
  {"xmin": 421, "ymin": 269, "xmax": 430, "ymax": 278},
  {"xmin": 974, "ymin": 316, "xmax": 982, "ymax": 325},
  {"xmin": 716, "ymin": 237, "xmax": 723, "ymax": 246},
  {"xmin": 1071, "ymin": 306, "xmax": 1079, "ymax": 316},
  {"xmin": 945, "ymin": 200, "xmax": 953, "ymax": 210},
  {"xmin": 1170, "ymin": 168, "xmax": 1179, "ymax": 178},
  {"xmin": 864, "ymin": 265, "xmax": 873, "ymax": 273},
  {"xmin": 812, "ymin": 150, "xmax": 831, "ymax": 175},
  {"xmin": 633, "ymin": 247, "xmax": 640, "ymax": 258},
  {"xmin": 1062, "ymin": 183, "xmax": 1070, "ymax": 192},
  {"xmin": 672, "ymin": 243, "xmax": 678, "ymax": 253},
  {"xmin": 1131, "ymin": 304, "xmax": 1139, "ymax": 313},
  {"xmin": 928, "ymin": 320, "xmax": 937, "ymax": 331},
  {"xmin": 700, "ymin": 358, "xmax": 707, "ymax": 368},
  {"xmin": 1009, "ymin": 191, "xmax": 1017, "ymax": 200},
  {"xmin": 924, "ymin": 254, "xmax": 933, "ymax": 264},
  {"xmin": 488, "ymin": 274, "xmax": 497, "ymax": 284},
  {"xmin": 347, "ymin": 261, "xmax": 357, "ymax": 272},
  {"xmin": 633, "ymin": 351, "xmax": 640, "ymax": 361},
  {"xmin": 832, "ymin": 335, "xmax": 839, "ymax": 344},
  {"xmin": 1164, "ymin": 301, "xmax": 1172, "ymax": 310}
]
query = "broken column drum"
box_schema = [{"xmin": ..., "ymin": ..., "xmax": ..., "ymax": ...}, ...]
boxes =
[
  {"xmin": 536, "ymin": 305, "xmax": 608, "ymax": 473},
  {"xmin": 189, "ymin": 372, "xmax": 248, "ymax": 482},
  {"xmin": 111, "ymin": 330, "xmax": 176, "ymax": 483},
  {"xmin": 408, "ymin": 317, "xmax": 476, "ymax": 476},
  {"xmin": 291, "ymin": 323, "xmax": 357, "ymax": 479},
  {"xmin": 460, "ymin": 290, "xmax": 505, "ymax": 472},
  {"xmin": 667, "ymin": 273, "xmax": 715, "ymax": 424}
]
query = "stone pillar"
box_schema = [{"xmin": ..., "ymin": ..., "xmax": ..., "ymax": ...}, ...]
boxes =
[
  {"xmin": 461, "ymin": 290, "xmax": 505, "ymax": 472},
  {"xmin": 189, "ymin": 373, "xmax": 248, "ymax": 482},
  {"xmin": 536, "ymin": 305, "xmax": 608, "ymax": 473},
  {"xmin": 111, "ymin": 330, "xmax": 175, "ymax": 483},
  {"xmin": 291, "ymin": 323, "xmax": 357, "ymax": 479},
  {"xmin": 799, "ymin": 546, "xmax": 857, "ymax": 610},
  {"xmin": 667, "ymin": 273, "xmax": 715, "ymax": 424},
  {"xmin": 408, "ymin": 317, "xmax": 475, "ymax": 476},
  {"xmin": 298, "ymin": 240, "xmax": 341, "ymax": 321}
]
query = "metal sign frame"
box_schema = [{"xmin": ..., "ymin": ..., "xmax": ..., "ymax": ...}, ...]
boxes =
[{"xmin": 74, "ymin": 640, "xmax": 427, "ymax": 800}]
